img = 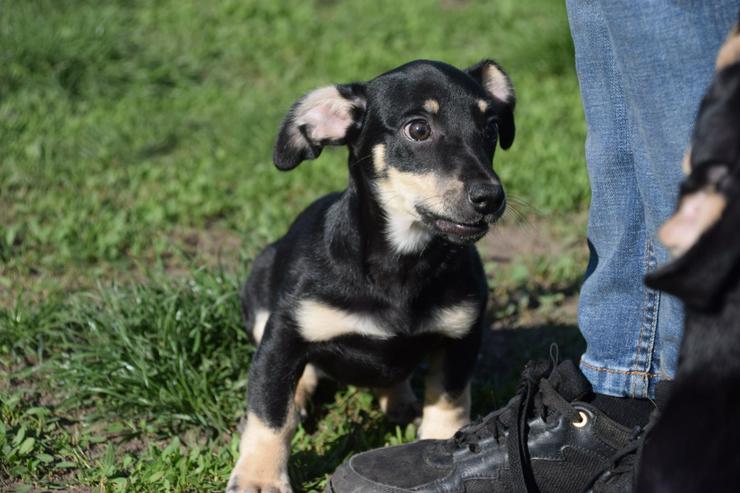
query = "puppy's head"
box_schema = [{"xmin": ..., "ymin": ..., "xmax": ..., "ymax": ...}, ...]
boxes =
[
  {"xmin": 646, "ymin": 24, "xmax": 740, "ymax": 309},
  {"xmin": 273, "ymin": 59, "xmax": 515, "ymax": 253}
]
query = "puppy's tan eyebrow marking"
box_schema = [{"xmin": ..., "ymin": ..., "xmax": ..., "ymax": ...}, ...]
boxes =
[
  {"xmin": 477, "ymin": 99, "xmax": 488, "ymax": 113},
  {"xmin": 423, "ymin": 99, "xmax": 440, "ymax": 114}
]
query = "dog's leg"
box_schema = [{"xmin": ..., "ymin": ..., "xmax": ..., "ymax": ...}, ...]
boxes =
[
  {"xmin": 418, "ymin": 350, "xmax": 471, "ymax": 439},
  {"xmin": 227, "ymin": 316, "xmax": 305, "ymax": 493},
  {"xmin": 294, "ymin": 363, "xmax": 320, "ymax": 419},
  {"xmin": 418, "ymin": 320, "xmax": 481, "ymax": 440},
  {"xmin": 227, "ymin": 408, "xmax": 297, "ymax": 493},
  {"xmin": 374, "ymin": 378, "xmax": 421, "ymax": 425}
]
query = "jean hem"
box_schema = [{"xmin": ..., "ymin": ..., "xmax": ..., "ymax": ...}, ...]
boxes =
[{"xmin": 580, "ymin": 359, "xmax": 662, "ymax": 399}]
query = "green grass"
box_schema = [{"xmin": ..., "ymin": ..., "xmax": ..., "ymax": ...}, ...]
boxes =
[{"xmin": 1, "ymin": 0, "xmax": 589, "ymax": 491}]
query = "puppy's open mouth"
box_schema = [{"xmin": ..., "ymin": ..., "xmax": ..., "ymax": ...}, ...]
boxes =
[{"xmin": 417, "ymin": 208, "xmax": 489, "ymax": 242}]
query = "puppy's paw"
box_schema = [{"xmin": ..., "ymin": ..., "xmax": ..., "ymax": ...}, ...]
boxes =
[
  {"xmin": 226, "ymin": 478, "xmax": 292, "ymax": 493},
  {"xmin": 226, "ymin": 461, "xmax": 292, "ymax": 493}
]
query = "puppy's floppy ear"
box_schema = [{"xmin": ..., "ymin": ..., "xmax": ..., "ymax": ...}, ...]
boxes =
[
  {"xmin": 466, "ymin": 59, "xmax": 516, "ymax": 149},
  {"xmin": 646, "ymin": 193, "xmax": 740, "ymax": 311},
  {"xmin": 274, "ymin": 83, "xmax": 366, "ymax": 171}
]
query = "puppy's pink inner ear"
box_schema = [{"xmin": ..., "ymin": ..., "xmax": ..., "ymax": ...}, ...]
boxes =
[
  {"xmin": 481, "ymin": 64, "xmax": 514, "ymax": 104},
  {"xmin": 302, "ymin": 105, "xmax": 352, "ymax": 141},
  {"xmin": 659, "ymin": 190, "xmax": 727, "ymax": 257},
  {"xmin": 295, "ymin": 86, "xmax": 357, "ymax": 142}
]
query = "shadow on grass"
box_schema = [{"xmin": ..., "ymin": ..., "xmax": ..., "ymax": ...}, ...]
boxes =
[
  {"xmin": 472, "ymin": 322, "xmax": 585, "ymax": 416},
  {"xmin": 291, "ymin": 414, "xmax": 396, "ymax": 489}
]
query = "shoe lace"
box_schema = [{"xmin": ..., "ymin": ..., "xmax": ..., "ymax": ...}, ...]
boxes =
[
  {"xmin": 592, "ymin": 408, "xmax": 661, "ymax": 489},
  {"xmin": 449, "ymin": 355, "xmax": 582, "ymax": 493}
]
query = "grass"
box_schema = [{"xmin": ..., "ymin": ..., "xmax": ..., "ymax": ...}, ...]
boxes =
[{"xmin": 1, "ymin": 0, "xmax": 589, "ymax": 491}]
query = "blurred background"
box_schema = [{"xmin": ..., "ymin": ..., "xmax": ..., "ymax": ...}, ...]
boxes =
[{"xmin": 1, "ymin": 1, "xmax": 589, "ymax": 491}]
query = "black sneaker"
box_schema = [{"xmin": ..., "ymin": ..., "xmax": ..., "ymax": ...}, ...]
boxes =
[
  {"xmin": 326, "ymin": 359, "xmax": 635, "ymax": 493},
  {"xmin": 583, "ymin": 424, "xmax": 649, "ymax": 493},
  {"xmin": 583, "ymin": 382, "xmax": 670, "ymax": 493}
]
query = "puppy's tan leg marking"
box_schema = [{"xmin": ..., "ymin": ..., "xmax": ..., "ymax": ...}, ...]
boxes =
[
  {"xmin": 226, "ymin": 410, "xmax": 297, "ymax": 493},
  {"xmin": 294, "ymin": 363, "xmax": 320, "ymax": 419},
  {"xmin": 419, "ymin": 353, "xmax": 470, "ymax": 439},
  {"xmin": 419, "ymin": 384, "xmax": 470, "ymax": 440},
  {"xmin": 374, "ymin": 378, "xmax": 420, "ymax": 424}
]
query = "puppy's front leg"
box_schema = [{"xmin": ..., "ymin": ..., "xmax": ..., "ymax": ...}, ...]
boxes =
[
  {"xmin": 227, "ymin": 316, "xmax": 305, "ymax": 493},
  {"xmin": 419, "ymin": 351, "xmax": 471, "ymax": 440},
  {"xmin": 418, "ymin": 325, "xmax": 481, "ymax": 440}
]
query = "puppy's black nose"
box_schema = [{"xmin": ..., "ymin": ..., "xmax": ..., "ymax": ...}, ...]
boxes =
[{"xmin": 467, "ymin": 182, "xmax": 505, "ymax": 215}]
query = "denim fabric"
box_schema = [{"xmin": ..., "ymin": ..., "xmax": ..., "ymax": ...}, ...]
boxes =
[{"xmin": 566, "ymin": 0, "xmax": 737, "ymax": 398}]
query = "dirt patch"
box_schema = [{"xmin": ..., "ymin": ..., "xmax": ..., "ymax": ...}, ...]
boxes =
[
  {"xmin": 480, "ymin": 212, "xmax": 587, "ymax": 264},
  {"xmin": 159, "ymin": 224, "xmax": 243, "ymax": 276},
  {"xmin": 479, "ymin": 212, "xmax": 588, "ymax": 329}
]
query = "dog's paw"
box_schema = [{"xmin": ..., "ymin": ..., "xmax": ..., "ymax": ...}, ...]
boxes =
[
  {"xmin": 226, "ymin": 478, "xmax": 292, "ymax": 493},
  {"xmin": 226, "ymin": 474, "xmax": 292, "ymax": 493},
  {"xmin": 226, "ymin": 460, "xmax": 292, "ymax": 493},
  {"xmin": 418, "ymin": 403, "xmax": 469, "ymax": 440}
]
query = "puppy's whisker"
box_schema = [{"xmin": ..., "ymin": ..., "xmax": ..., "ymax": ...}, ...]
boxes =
[
  {"xmin": 506, "ymin": 195, "xmax": 541, "ymax": 217},
  {"xmin": 499, "ymin": 204, "xmax": 535, "ymax": 235},
  {"xmin": 351, "ymin": 153, "xmax": 375, "ymax": 167}
]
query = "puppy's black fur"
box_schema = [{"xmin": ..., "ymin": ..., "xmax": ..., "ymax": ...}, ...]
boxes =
[
  {"xmin": 228, "ymin": 59, "xmax": 515, "ymax": 492},
  {"xmin": 638, "ymin": 56, "xmax": 740, "ymax": 492}
]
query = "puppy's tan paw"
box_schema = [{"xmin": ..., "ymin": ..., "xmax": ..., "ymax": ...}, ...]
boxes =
[
  {"xmin": 226, "ymin": 461, "xmax": 292, "ymax": 493},
  {"xmin": 229, "ymin": 411, "xmax": 296, "ymax": 493},
  {"xmin": 419, "ymin": 385, "xmax": 471, "ymax": 440}
]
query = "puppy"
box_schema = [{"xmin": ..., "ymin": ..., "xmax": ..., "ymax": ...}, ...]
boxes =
[
  {"xmin": 226, "ymin": 59, "xmax": 516, "ymax": 493},
  {"xmin": 639, "ymin": 24, "xmax": 740, "ymax": 493}
]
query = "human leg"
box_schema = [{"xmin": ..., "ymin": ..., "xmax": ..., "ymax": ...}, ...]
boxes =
[{"xmin": 571, "ymin": 0, "xmax": 736, "ymax": 398}]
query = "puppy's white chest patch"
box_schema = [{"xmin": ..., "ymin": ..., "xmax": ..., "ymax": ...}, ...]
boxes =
[{"xmin": 296, "ymin": 299, "xmax": 478, "ymax": 342}]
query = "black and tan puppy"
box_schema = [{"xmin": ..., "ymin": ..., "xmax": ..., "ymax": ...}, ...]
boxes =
[
  {"xmin": 639, "ymin": 24, "xmax": 740, "ymax": 493},
  {"xmin": 226, "ymin": 59, "xmax": 516, "ymax": 492}
]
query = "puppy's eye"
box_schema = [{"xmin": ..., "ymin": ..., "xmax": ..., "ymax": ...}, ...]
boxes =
[
  {"xmin": 486, "ymin": 119, "xmax": 498, "ymax": 138},
  {"xmin": 403, "ymin": 119, "xmax": 432, "ymax": 141}
]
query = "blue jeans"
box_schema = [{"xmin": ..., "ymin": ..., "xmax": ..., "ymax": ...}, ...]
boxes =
[{"xmin": 566, "ymin": 0, "xmax": 737, "ymax": 398}]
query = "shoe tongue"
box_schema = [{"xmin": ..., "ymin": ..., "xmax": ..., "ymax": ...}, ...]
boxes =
[{"xmin": 547, "ymin": 360, "xmax": 592, "ymax": 402}]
